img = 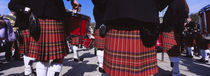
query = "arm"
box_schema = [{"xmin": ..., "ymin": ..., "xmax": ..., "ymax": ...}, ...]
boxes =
[
  {"xmin": 8, "ymin": 0, "xmax": 30, "ymax": 13},
  {"xmin": 71, "ymin": 0, "xmax": 81, "ymax": 12},
  {"xmin": 0, "ymin": 19, "xmax": 6, "ymax": 26},
  {"xmin": 157, "ymin": 0, "xmax": 174, "ymax": 11}
]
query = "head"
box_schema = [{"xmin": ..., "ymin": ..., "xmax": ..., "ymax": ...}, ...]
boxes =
[
  {"xmin": 186, "ymin": 18, "xmax": 192, "ymax": 23},
  {"xmin": 10, "ymin": 11, "xmax": 16, "ymax": 16}
]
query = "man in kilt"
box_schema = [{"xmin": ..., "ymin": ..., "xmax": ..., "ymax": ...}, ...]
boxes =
[
  {"xmin": 197, "ymin": 36, "xmax": 210, "ymax": 63},
  {"xmin": 4, "ymin": 11, "xmax": 25, "ymax": 61},
  {"xmin": 8, "ymin": 0, "xmax": 41, "ymax": 75},
  {"xmin": 162, "ymin": 0, "xmax": 189, "ymax": 76},
  {"xmin": 92, "ymin": 0, "xmax": 188, "ymax": 76},
  {"xmin": 69, "ymin": 36, "xmax": 84, "ymax": 62},
  {"xmin": 9, "ymin": 0, "xmax": 80, "ymax": 76},
  {"xmin": 183, "ymin": 18, "xmax": 197, "ymax": 58},
  {"xmin": 92, "ymin": 0, "xmax": 106, "ymax": 73}
]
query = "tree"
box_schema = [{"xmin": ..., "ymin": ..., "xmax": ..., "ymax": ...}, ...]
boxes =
[{"xmin": 190, "ymin": 13, "xmax": 199, "ymax": 23}]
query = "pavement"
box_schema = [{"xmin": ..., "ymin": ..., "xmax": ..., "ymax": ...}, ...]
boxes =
[{"xmin": 0, "ymin": 49, "xmax": 210, "ymax": 76}]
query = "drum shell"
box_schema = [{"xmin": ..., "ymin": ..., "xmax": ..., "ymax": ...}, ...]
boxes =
[{"xmin": 65, "ymin": 12, "xmax": 91, "ymax": 36}]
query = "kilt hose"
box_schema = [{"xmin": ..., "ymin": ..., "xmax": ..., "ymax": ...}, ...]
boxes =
[
  {"xmin": 28, "ymin": 19, "xmax": 69, "ymax": 61},
  {"xmin": 104, "ymin": 26, "xmax": 158, "ymax": 76},
  {"xmin": 18, "ymin": 30, "xmax": 30, "ymax": 54},
  {"xmin": 94, "ymin": 29, "xmax": 105, "ymax": 50},
  {"xmin": 162, "ymin": 31, "xmax": 181, "ymax": 57}
]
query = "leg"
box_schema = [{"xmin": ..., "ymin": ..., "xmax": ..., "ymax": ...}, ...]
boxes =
[
  {"xmin": 187, "ymin": 47, "xmax": 194, "ymax": 58},
  {"xmin": 203, "ymin": 49, "xmax": 209, "ymax": 62},
  {"xmin": 47, "ymin": 60, "xmax": 63, "ymax": 76},
  {"xmin": 170, "ymin": 57, "xmax": 180, "ymax": 76},
  {"xmin": 73, "ymin": 45, "xmax": 79, "ymax": 59},
  {"xmin": 23, "ymin": 55, "xmax": 36, "ymax": 75},
  {"xmin": 5, "ymin": 42, "xmax": 12, "ymax": 61},
  {"xmin": 97, "ymin": 50, "xmax": 105, "ymax": 73},
  {"xmin": 13, "ymin": 40, "xmax": 22, "ymax": 61},
  {"xmin": 72, "ymin": 45, "xmax": 83, "ymax": 62},
  {"xmin": 36, "ymin": 61, "xmax": 49, "ymax": 76}
]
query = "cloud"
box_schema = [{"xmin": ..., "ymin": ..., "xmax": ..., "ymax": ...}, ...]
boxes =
[{"xmin": 0, "ymin": 0, "xmax": 10, "ymax": 15}]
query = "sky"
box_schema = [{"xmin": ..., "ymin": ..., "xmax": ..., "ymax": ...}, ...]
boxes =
[{"xmin": 0, "ymin": 0, "xmax": 210, "ymax": 22}]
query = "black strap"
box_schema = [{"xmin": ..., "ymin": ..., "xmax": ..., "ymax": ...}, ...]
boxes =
[{"xmin": 54, "ymin": 72, "xmax": 60, "ymax": 76}]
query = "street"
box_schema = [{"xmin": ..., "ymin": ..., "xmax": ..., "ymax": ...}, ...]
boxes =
[{"xmin": 0, "ymin": 49, "xmax": 210, "ymax": 76}]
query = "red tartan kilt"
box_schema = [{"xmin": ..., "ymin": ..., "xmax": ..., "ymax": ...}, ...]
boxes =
[
  {"xmin": 162, "ymin": 31, "xmax": 181, "ymax": 57},
  {"xmin": 94, "ymin": 29, "xmax": 105, "ymax": 50},
  {"xmin": 184, "ymin": 36, "xmax": 194, "ymax": 47},
  {"xmin": 209, "ymin": 44, "xmax": 210, "ymax": 49},
  {"xmin": 28, "ymin": 19, "xmax": 68, "ymax": 61},
  {"xmin": 104, "ymin": 27, "xmax": 158, "ymax": 76},
  {"xmin": 71, "ymin": 36, "xmax": 80, "ymax": 45},
  {"xmin": 18, "ymin": 30, "xmax": 30, "ymax": 54}
]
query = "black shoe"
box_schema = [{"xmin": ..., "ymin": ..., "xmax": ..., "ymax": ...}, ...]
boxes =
[
  {"xmin": 183, "ymin": 55, "xmax": 193, "ymax": 58},
  {"xmin": 188, "ymin": 55, "xmax": 193, "ymax": 58},
  {"xmin": 73, "ymin": 58, "xmax": 84, "ymax": 62},
  {"xmin": 197, "ymin": 58, "xmax": 208, "ymax": 63},
  {"xmin": 99, "ymin": 67, "xmax": 105, "ymax": 73},
  {"xmin": 14, "ymin": 57, "xmax": 23, "ymax": 61}
]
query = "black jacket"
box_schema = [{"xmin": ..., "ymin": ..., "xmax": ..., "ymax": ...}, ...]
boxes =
[
  {"xmin": 92, "ymin": 0, "xmax": 188, "ymax": 26},
  {"xmin": 8, "ymin": 0, "xmax": 67, "ymax": 29},
  {"xmin": 30, "ymin": 0, "xmax": 66, "ymax": 19},
  {"xmin": 8, "ymin": 0, "xmax": 30, "ymax": 30},
  {"xmin": 103, "ymin": 0, "xmax": 172, "ymax": 25},
  {"xmin": 92, "ymin": 0, "xmax": 106, "ymax": 29},
  {"xmin": 92, "ymin": 0, "xmax": 189, "ymax": 47}
]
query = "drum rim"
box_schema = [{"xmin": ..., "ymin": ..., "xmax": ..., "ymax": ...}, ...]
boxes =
[{"xmin": 66, "ymin": 12, "xmax": 91, "ymax": 21}]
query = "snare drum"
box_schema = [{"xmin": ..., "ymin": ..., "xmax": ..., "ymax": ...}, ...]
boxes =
[
  {"xmin": 199, "ymin": 5, "xmax": 210, "ymax": 37},
  {"xmin": 82, "ymin": 38, "xmax": 93, "ymax": 48},
  {"xmin": 65, "ymin": 11, "xmax": 91, "ymax": 36}
]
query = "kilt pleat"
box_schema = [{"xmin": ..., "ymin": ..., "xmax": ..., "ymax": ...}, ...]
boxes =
[
  {"xmin": 162, "ymin": 32, "xmax": 177, "ymax": 52},
  {"xmin": 104, "ymin": 27, "xmax": 158, "ymax": 76},
  {"xmin": 184, "ymin": 36, "xmax": 194, "ymax": 47},
  {"xmin": 28, "ymin": 19, "xmax": 68, "ymax": 61},
  {"xmin": 18, "ymin": 30, "xmax": 30, "ymax": 54},
  {"xmin": 162, "ymin": 31, "xmax": 181, "ymax": 57},
  {"xmin": 71, "ymin": 36, "xmax": 80, "ymax": 45},
  {"xmin": 94, "ymin": 29, "xmax": 105, "ymax": 50}
]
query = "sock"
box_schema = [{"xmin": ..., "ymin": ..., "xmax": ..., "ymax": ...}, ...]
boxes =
[
  {"xmin": 73, "ymin": 45, "xmax": 79, "ymax": 59},
  {"xmin": 97, "ymin": 50, "xmax": 104, "ymax": 68},
  {"xmin": 23, "ymin": 55, "xmax": 35, "ymax": 75},
  {"xmin": 204, "ymin": 49, "xmax": 210, "ymax": 61},
  {"xmin": 187, "ymin": 47, "xmax": 194, "ymax": 56},
  {"xmin": 200, "ymin": 50, "xmax": 204, "ymax": 59},
  {"xmin": 36, "ymin": 61, "xmax": 49, "ymax": 76},
  {"xmin": 47, "ymin": 63, "xmax": 63, "ymax": 76}
]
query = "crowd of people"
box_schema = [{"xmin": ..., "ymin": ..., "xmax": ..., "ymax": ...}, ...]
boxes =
[{"xmin": 0, "ymin": 0, "xmax": 209, "ymax": 76}]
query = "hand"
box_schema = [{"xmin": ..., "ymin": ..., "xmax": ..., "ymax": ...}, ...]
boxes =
[
  {"xmin": 71, "ymin": 0, "xmax": 81, "ymax": 12},
  {"xmin": 0, "ymin": 19, "xmax": 6, "ymax": 26}
]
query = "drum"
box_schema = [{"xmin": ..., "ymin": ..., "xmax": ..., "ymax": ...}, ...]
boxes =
[
  {"xmin": 82, "ymin": 38, "xmax": 93, "ymax": 48},
  {"xmin": 65, "ymin": 11, "xmax": 91, "ymax": 36},
  {"xmin": 199, "ymin": 5, "xmax": 210, "ymax": 37},
  {"xmin": 156, "ymin": 34, "xmax": 163, "ymax": 53}
]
